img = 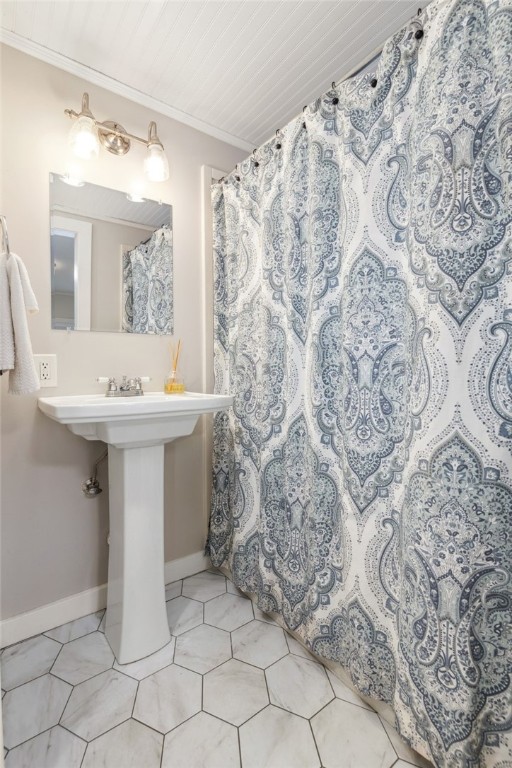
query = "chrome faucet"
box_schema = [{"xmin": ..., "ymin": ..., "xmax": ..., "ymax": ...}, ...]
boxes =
[{"xmin": 96, "ymin": 377, "xmax": 150, "ymax": 397}]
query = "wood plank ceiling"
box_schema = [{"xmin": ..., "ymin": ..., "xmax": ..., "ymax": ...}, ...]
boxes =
[{"xmin": 0, "ymin": 1, "xmax": 424, "ymax": 150}]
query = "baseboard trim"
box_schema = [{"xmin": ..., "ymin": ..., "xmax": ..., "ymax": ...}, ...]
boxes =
[
  {"xmin": 164, "ymin": 551, "xmax": 210, "ymax": 586},
  {"xmin": 0, "ymin": 551, "xmax": 210, "ymax": 648}
]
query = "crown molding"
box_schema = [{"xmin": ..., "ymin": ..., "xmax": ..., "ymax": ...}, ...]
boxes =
[{"xmin": 0, "ymin": 29, "xmax": 253, "ymax": 153}]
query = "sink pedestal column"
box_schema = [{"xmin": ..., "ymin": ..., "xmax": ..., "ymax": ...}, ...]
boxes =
[{"xmin": 105, "ymin": 443, "xmax": 171, "ymax": 664}]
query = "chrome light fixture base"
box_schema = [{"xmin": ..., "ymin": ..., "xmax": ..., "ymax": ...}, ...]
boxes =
[
  {"xmin": 98, "ymin": 121, "xmax": 131, "ymax": 155},
  {"xmin": 64, "ymin": 93, "xmax": 170, "ymax": 181}
]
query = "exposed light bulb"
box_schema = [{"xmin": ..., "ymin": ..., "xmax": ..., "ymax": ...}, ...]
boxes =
[
  {"xmin": 144, "ymin": 143, "xmax": 169, "ymax": 182},
  {"xmin": 69, "ymin": 115, "xmax": 100, "ymax": 160}
]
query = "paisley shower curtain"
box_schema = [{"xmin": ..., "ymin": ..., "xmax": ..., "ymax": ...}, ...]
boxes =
[
  {"xmin": 122, "ymin": 225, "xmax": 173, "ymax": 334},
  {"xmin": 208, "ymin": 0, "xmax": 512, "ymax": 765}
]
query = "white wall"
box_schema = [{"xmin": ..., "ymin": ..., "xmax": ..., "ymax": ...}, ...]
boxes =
[{"xmin": 0, "ymin": 44, "xmax": 244, "ymax": 620}]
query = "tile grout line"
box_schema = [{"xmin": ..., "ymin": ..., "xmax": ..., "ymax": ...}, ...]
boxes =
[
  {"xmin": 130, "ymin": 680, "xmax": 140, "ymax": 718},
  {"xmin": 308, "ymin": 714, "xmax": 324, "ymax": 768},
  {"xmin": 377, "ymin": 712, "xmax": 400, "ymax": 764},
  {"xmin": 2, "ymin": 669, "xmax": 56, "ymax": 695}
]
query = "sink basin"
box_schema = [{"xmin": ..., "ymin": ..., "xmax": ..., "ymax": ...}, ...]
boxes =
[
  {"xmin": 38, "ymin": 391, "xmax": 233, "ymax": 448},
  {"xmin": 38, "ymin": 390, "xmax": 233, "ymax": 664}
]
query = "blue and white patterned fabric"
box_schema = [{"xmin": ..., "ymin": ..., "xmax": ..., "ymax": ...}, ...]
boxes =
[
  {"xmin": 209, "ymin": 0, "xmax": 512, "ymax": 766},
  {"xmin": 122, "ymin": 225, "xmax": 173, "ymax": 334}
]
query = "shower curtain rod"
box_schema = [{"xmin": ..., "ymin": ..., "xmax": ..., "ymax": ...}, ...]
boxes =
[{"xmin": 216, "ymin": 7, "xmax": 424, "ymax": 184}]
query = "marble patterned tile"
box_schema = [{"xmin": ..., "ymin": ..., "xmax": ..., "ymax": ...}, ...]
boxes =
[
  {"xmin": 5, "ymin": 725, "xmax": 86, "ymax": 768},
  {"xmin": 232, "ymin": 620, "xmax": 288, "ymax": 668},
  {"xmin": 161, "ymin": 711, "xmax": 240, "ymax": 768},
  {"xmin": 325, "ymin": 668, "xmax": 373, "ymax": 711},
  {"xmin": 133, "ymin": 663, "xmax": 201, "ymax": 733},
  {"xmin": 51, "ymin": 631, "xmax": 114, "ymax": 685},
  {"xmin": 203, "ymin": 659, "xmax": 268, "ymax": 726},
  {"xmin": 182, "ymin": 571, "xmax": 227, "ymax": 602},
  {"xmin": 174, "ymin": 623, "xmax": 231, "ymax": 674},
  {"xmin": 82, "ymin": 718, "xmax": 162, "ymax": 768},
  {"xmin": 1, "ymin": 635, "xmax": 62, "ymax": 690},
  {"xmin": 379, "ymin": 717, "xmax": 433, "ymax": 768},
  {"xmin": 266, "ymin": 653, "xmax": 333, "ymax": 718},
  {"xmin": 226, "ymin": 580, "xmax": 249, "ymax": 598},
  {"xmin": 3, "ymin": 674, "xmax": 72, "ymax": 749},
  {"xmin": 285, "ymin": 633, "xmax": 317, "ymax": 661},
  {"xmin": 44, "ymin": 611, "xmax": 104, "ymax": 644},
  {"xmin": 311, "ymin": 698, "xmax": 396, "ymax": 768},
  {"xmin": 239, "ymin": 705, "xmax": 320, "ymax": 768},
  {"xmin": 166, "ymin": 596, "xmax": 203, "ymax": 635},
  {"xmin": 204, "ymin": 592, "xmax": 254, "ymax": 631},
  {"xmin": 61, "ymin": 669, "xmax": 137, "ymax": 742},
  {"xmin": 252, "ymin": 605, "xmax": 278, "ymax": 624},
  {"xmin": 98, "ymin": 613, "xmax": 106, "ymax": 633},
  {"xmin": 165, "ymin": 579, "xmax": 182, "ymax": 601},
  {"xmin": 113, "ymin": 637, "xmax": 175, "ymax": 680},
  {"xmin": 0, "ymin": 569, "xmax": 437, "ymax": 768}
]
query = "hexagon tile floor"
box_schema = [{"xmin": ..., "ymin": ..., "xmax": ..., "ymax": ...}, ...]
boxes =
[{"xmin": 1, "ymin": 570, "xmax": 434, "ymax": 768}]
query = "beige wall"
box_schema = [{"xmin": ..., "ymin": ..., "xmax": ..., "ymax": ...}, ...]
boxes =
[
  {"xmin": 62, "ymin": 214, "xmax": 150, "ymax": 332},
  {"xmin": 0, "ymin": 44, "xmax": 244, "ymax": 620},
  {"xmin": 90, "ymin": 218, "xmax": 149, "ymax": 333},
  {"xmin": 51, "ymin": 211, "xmax": 151, "ymax": 332}
]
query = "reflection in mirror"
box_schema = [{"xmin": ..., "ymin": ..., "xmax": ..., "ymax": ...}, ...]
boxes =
[{"xmin": 49, "ymin": 174, "xmax": 173, "ymax": 334}]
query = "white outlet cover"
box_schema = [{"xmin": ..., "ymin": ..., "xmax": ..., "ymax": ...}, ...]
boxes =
[{"xmin": 34, "ymin": 354, "xmax": 58, "ymax": 387}]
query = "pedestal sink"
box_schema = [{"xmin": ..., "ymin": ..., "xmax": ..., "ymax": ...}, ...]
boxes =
[{"xmin": 38, "ymin": 392, "xmax": 233, "ymax": 663}]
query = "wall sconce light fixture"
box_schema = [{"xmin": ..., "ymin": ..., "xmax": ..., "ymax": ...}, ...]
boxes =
[{"xmin": 65, "ymin": 93, "xmax": 169, "ymax": 182}]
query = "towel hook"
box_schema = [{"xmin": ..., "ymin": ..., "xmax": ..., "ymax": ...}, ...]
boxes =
[{"xmin": 0, "ymin": 215, "xmax": 10, "ymax": 256}]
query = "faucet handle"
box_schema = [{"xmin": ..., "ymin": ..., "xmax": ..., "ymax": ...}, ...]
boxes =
[
  {"xmin": 96, "ymin": 377, "xmax": 118, "ymax": 395},
  {"xmin": 97, "ymin": 376, "xmax": 117, "ymax": 387},
  {"xmin": 134, "ymin": 376, "xmax": 151, "ymax": 393}
]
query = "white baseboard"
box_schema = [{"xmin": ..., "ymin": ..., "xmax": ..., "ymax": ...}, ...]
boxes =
[
  {"xmin": 0, "ymin": 584, "xmax": 109, "ymax": 650},
  {"xmin": 163, "ymin": 551, "xmax": 210, "ymax": 585},
  {"xmin": 0, "ymin": 551, "xmax": 210, "ymax": 649}
]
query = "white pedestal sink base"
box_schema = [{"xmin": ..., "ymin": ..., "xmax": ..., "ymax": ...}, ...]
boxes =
[
  {"xmin": 105, "ymin": 444, "xmax": 171, "ymax": 664},
  {"xmin": 38, "ymin": 392, "xmax": 233, "ymax": 665}
]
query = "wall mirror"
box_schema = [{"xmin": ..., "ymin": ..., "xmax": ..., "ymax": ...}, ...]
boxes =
[{"xmin": 49, "ymin": 174, "xmax": 173, "ymax": 334}]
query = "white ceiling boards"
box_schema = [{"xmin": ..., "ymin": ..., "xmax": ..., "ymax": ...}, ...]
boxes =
[{"xmin": 1, "ymin": 1, "xmax": 424, "ymax": 151}]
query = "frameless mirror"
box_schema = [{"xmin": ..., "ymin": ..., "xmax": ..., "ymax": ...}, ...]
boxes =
[{"xmin": 49, "ymin": 174, "xmax": 173, "ymax": 334}]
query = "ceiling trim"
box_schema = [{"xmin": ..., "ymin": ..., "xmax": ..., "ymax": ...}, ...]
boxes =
[{"xmin": 0, "ymin": 29, "xmax": 253, "ymax": 153}]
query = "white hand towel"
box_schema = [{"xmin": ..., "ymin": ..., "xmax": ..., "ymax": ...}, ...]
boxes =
[
  {"xmin": 0, "ymin": 253, "xmax": 14, "ymax": 371},
  {"xmin": 5, "ymin": 252, "xmax": 40, "ymax": 395}
]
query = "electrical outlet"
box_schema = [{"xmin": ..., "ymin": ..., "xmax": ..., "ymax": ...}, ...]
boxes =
[{"xmin": 34, "ymin": 354, "xmax": 58, "ymax": 387}]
